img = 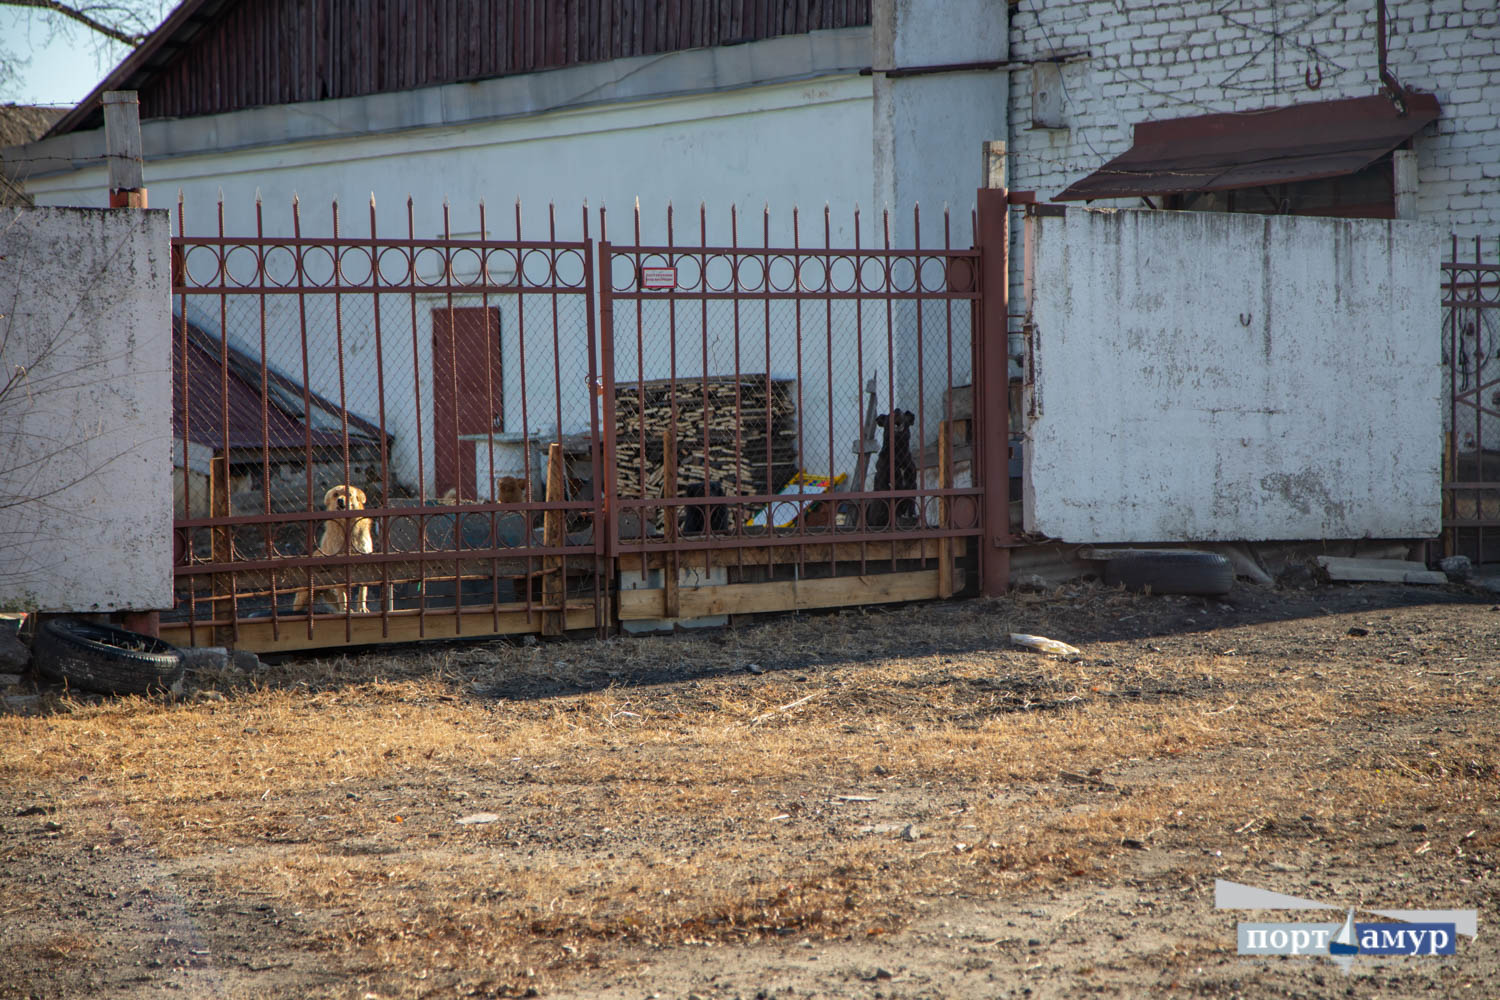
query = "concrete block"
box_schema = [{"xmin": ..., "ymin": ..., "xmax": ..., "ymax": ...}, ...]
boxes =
[{"xmin": 1316, "ymin": 557, "xmax": 1448, "ymax": 586}]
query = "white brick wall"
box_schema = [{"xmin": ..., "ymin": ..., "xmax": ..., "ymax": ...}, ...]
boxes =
[{"xmin": 1006, "ymin": 0, "xmax": 1500, "ymax": 240}]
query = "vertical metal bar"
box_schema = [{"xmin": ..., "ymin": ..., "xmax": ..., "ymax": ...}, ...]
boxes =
[
  {"xmin": 943, "ymin": 207, "xmax": 956, "ymax": 592},
  {"xmin": 370, "ymin": 194, "xmax": 391, "ymax": 639},
  {"xmin": 1476, "ymin": 235, "xmax": 1485, "ymax": 568},
  {"xmin": 699, "ymin": 202, "xmax": 711, "ymax": 579},
  {"xmin": 1443, "ymin": 239, "xmax": 1455, "ymax": 558},
  {"xmin": 975, "ymin": 188, "xmax": 1011, "ymax": 596},
  {"xmin": 633, "ymin": 201, "xmax": 647, "ymax": 559},
  {"xmin": 762, "ymin": 204, "xmax": 772, "ymax": 556},
  {"xmin": 583, "ymin": 203, "xmax": 607, "ymax": 637},
  {"xmin": 792, "ymin": 205, "xmax": 805, "ymax": 577},
  {"xmin": 516, "ymin": 200, "xmax": 535, "ymax": 625},
  {"xmin": 854, "ymin": 204, "xmax": 868, "ymax": 575},
  {"xmin": 176, "ymin": 192, "xmax": 197, "ymax": 646},
  {"xmin": 549, "ymin": 202, "xmax": 564, "ymax": 449},
  {"xmin": 731, "ymin": 204, "xmax": 745, "ymax": 577},
  {"xmin": 293, "ymin": 195, "xmax": 318, "ymax": 637},
  {"xmin": 255, "ymin": 194, "xmax": 279, "ymax": 642},
  {"xmin": 913, "ymin": 203, "xmax": 926, "ymax": 562},
  {"xmin": 482, "ymin": 200, "xmax": 499, "ymax": 632},
  {"xmin": 666, "ymin": 202, "xmax": 680, "ymax": 596},
  {"xmin": 600, "ymin": 214, "xmax": 622, "ymax": 580},
  {"xmin": 547, "ymin": 202, "xmax": 564, "ymax": 631},
  {"xmin": 406, "ymin": 197, "xmax": 428, "ymax": 637},
  {"xmin": 215, "ymin": 195, "xmax": 236, "ymax": 640},
  {"xmin": 443, "ymin": 200, "xmax": 462, "ymax": 634},
  {"xmin": 333, "ymin": 198, "xmax": 354, "ymax": 641},
  {"xmin": 883, "ymin": 208, "xmax": 896, "ymax": 567},
  {"xmin": 824, "ymin": 203, "xmax": 836, "ymax": 577}
]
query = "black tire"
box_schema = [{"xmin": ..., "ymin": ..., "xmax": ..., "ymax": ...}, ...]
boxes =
[
  {"xmin": 1103, "ymin": 550, "xmax": 1234, "ymax": 597},
  {"xmin": 32, "ymin": 619, "xmax": 185, "ymax": 696}
]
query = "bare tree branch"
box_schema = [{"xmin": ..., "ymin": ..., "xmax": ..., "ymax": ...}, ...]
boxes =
[{"xmin": 1, "ymin": 0, "xmax": 147, "ymax": 46}]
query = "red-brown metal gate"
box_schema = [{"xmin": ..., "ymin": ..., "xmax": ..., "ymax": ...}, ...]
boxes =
[
  {"xmin": 168, "ymin": 196, "xmax": 604, "ymax": 651},
  {"xmin": 166, "ymin": 194, "xmax": 1010, "ymax": 651},
  {"xmin": 597, "ymin": 201, "xmax": 994, "ymax": 621}
]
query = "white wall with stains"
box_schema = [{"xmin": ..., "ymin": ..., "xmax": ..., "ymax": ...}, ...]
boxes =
[
  {"xmin": 1023, "ymin": 207, "xmax": 1442, "ymax": 543},
  {"xmin": 0, "ymin": 206, "xmax": 173, "ymax": 611}
]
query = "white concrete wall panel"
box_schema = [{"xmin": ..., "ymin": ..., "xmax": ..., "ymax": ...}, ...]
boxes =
[
  {"xmin": 27, "ymin": 77, "xmax": 882, "ymax": 495},
  {"xmin": 0, "ymin": 206, "xmax": 173, "ymax": 611},
  {"xmin": 1024, "ymin": 208, "xmax": 1442, "ymax": 543}
]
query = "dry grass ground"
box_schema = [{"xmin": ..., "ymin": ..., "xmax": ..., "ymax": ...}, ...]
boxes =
[{"xmin": 1, "ymin": 581, "xmax": 1496, "ymax": 999}]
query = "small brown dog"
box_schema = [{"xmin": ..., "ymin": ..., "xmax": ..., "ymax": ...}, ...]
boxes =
[{"xmin": 290, "ymin": 485, "xmax": 375, "ymax": 614}]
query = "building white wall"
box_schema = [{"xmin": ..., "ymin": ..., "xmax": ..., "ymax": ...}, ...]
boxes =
[
  {"xmin": 1007, "ymin": 0, "xmax": 1500, "ymax": 236},
  {"xmin": 24, "ymin": 73, "xmax": 886, "ymax": 497},
  {"xmin": 1024, "ymin": 208, "xmax": 1442, "ymax": 543},
  {"xmin": 0, "ymin": 206, "xmax": 173, "ymax": 611}
]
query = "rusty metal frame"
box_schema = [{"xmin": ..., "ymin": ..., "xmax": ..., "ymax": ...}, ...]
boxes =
[
  {"xmin": 169, "ymin": 194, "xmax": 604, "ymax": 647},
  {"xmin": 598, "ymin": 202, "xmax": 987, "ymax": 590},
  {"xmin": 1443, "ymin": 233, "xmax": 1500, "ymax": 565}
]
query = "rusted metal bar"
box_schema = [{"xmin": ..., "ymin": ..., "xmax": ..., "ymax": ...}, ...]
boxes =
[{"xmin": 975, "ymin": 187, "xmax": 1011, "ymax": 597}]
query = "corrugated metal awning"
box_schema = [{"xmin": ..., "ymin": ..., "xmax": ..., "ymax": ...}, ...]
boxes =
[{"xmin": 1055, "ymin": 93, "xmax": 1440, "ymax": 202}]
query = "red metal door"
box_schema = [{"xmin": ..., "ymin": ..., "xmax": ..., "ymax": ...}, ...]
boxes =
[{"xmin": 432, "ymin": 306, "xmax": 503, "ymax": 500}]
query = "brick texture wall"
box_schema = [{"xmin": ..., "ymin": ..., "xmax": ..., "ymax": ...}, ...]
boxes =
[{"xmin": 1007, "ymin": 0, "xmax": 1500, "ymax": 240}]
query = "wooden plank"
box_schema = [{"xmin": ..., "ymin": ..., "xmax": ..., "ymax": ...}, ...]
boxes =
[
  {"xmin": 209, "ymin": 452, "xmax": 232, "ymax": 645},
  {"xmin": 617, "ymin": 569, "xmax": 942, "ymax": 621},
  {"xmin": 102, "ymin": 91, "xmax": 144, "ymax": 200},
  {"xmin": 662, "ymin": 424, "xmax": 680, "ymax": 618},
  {"xmin": 162, "ymin": 606, "xmax": 597, "ymax": 655},
  {"xmin": 542, "ymin": 442, "xmax": 567, "ymax": 636},
  {"xmin": 181, "ymin": 556, "xmax": 583, "ymax": 594}
]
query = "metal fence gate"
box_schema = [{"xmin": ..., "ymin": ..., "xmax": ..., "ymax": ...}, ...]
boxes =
[
  {"xmin": 1444, "ymin": 234, "xmax": 1500, "ymax": 565},
  {"xmin": 168, "ymin": 196, "xmax": 604, "ymax": 651},
  {"xmin": 598, "ymin": 202, "xmax": 992, "ymax": 623},
  {"xmin": 166, "ymin": 194, "xmax": 1010, "ymax": 651}
]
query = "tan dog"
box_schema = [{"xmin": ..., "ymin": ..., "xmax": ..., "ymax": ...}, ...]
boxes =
[{"xmin": 290, "ymin": 485, "xmax": 375, "ymax": 614}]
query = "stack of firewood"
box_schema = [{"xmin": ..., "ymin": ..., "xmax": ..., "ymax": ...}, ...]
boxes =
[{"xmin": 613, "ymin": 375, "xmax": 797, "ymax": 498}]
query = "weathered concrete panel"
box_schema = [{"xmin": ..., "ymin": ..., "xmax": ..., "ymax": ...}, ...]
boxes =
[
  {"xmin": 0, "ymin": 207, "xmax": 173, "ymax": 611},
  {"xmin": 1024, "ymin": 209, "xmax": 1442, "ymax": 543}
]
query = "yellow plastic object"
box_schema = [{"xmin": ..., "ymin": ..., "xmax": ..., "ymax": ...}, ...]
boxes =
[{"xmin": 746, "ymin": 471, "xmax": 848, "ymax": 528}]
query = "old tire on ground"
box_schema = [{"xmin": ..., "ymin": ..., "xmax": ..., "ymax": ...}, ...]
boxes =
[
  {"xmin": 32, "ymin": 619, "xmax": 185, "ymax": 696},
  {"xmin": 1103, "ymin": 550, "xmax": 1234, "ymax": 597}
]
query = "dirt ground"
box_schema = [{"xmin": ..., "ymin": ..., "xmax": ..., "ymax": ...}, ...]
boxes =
[{"xmin": 1, "ymin": 578, "xmax": 1496, "ymax": 999}]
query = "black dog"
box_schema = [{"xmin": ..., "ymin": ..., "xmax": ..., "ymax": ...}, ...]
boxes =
[
  {"xmin": 868, "ymin": 409, "xmax": 917, "ymax": 527},
  {"xmin": 681, "ymin": 480, "xmax": 729, "ymax": 534}
]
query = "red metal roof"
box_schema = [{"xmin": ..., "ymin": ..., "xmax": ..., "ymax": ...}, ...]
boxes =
[
  {"xmin": 1055, "ymin": 93, "xmax": 1441, "ymax": 202},
  {"xmin": 173, "ymin": 319, "xmax": 384, "ymax": 455}
]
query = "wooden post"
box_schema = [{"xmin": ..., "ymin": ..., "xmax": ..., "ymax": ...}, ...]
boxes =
[
  {"xmin": 983, "ymin": 140, "xmax": 1007, "ymax": 191},
  {"xmin": 662, "ymin": 424, "xmax": 680, "ymax": 619},
  {"xmin": 209, "ymin": 451, "xmax": 232, "ymax": 644},
  {"xmin": 850, "ymin": 374, "xmax": 879, "ymax": 493},
  {"xmin": 1393, "ymin": 149, "xmax": 1419, "ymax": 220},
  {"xmin": 541, "ymin": 443, "xmax": 567, "ymax": 636},
  {"xmin": 103, "ymin": 91, "xmax": 146, "ymax": 209},
  {"xmin": 937, "ymin": 420, "xmax": 954, "ymax": 599}
]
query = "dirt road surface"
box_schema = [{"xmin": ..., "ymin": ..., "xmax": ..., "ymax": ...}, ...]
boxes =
[{"xmin": 1, "ymin": 580, "xmax": 1495, "ymax": 998}]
